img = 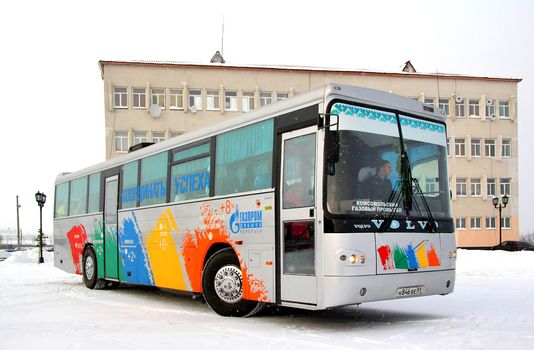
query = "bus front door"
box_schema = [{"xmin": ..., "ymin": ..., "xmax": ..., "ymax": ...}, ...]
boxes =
[
  {"xmin": 104, "ymin": 175, "xmax": 119, "ymax": 280},
  {"xmin": 280, "ymin": 126, "xmax": 317, "ymax": 305}
]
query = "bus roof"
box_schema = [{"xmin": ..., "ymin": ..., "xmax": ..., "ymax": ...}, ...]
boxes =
[{"xmin": 55, "ymin": 84, "xmax": 446, "ymax": 184}]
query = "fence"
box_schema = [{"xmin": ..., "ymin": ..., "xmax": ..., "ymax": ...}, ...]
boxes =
[{"xmin": 0, "ymin": 228, "xmax": 52, "ymax": 247}]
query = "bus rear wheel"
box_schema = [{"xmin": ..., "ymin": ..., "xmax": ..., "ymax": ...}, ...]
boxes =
[
  {"xmin": 202, "ymin": 248, "xmax": 263, "ymax": 317},
  {"xmin": 82, "ymin": 247, "xmax": 106, "ymax": 290}
]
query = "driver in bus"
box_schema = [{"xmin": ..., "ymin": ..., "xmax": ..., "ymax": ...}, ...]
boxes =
[{"xmin": 362, "ymin": 159, "xmax": 393, "ymax": 202}]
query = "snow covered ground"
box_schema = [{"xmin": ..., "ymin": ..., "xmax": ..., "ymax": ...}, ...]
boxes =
[{"xmin": 1, "ymin": 249, "xmax": 533, "ymax": 350}]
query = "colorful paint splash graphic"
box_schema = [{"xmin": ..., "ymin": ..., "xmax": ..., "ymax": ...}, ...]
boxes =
[
  {"xmin": 378, "ymin": 241, "xmax": 440, "ymax": 270},
  {"xmin": 66, "ymin": 225, "xmax": 88, "ymax": 274}
]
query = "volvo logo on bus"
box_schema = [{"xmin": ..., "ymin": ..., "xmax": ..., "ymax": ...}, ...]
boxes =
[
  {"xmin": 229, "ymin": 204, "xmax": 263, "ymax": 234},
  {"xmin": 370, "ymin": 219, "xmax": 439, "ymax": 230}
]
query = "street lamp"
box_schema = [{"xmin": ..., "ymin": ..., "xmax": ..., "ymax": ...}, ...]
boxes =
[
  {"xmin": 492, "ymin": 194, "xmax": 509, "ymax": 249},
  {"xmin": 35, "ymin": 191, "xmax": 47, "ymax": 263}
]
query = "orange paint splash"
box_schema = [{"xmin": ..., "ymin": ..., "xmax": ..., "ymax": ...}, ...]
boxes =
[
  {"xmin": 180, "ymin": 202, "xmax": 270, "ymax": 301},
  {"xmin": 427, "ymin": 243, "xmax": 441, "ymax": 266}
]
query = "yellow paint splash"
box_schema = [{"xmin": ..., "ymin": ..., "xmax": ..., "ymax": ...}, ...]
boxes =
[
  {"xmin": 416, "ymin": 241, "xmax": 429, "ymax": 268},
  {"xmin": 146, "ymin": 208, "xmax": 188, "ymax": 290}
]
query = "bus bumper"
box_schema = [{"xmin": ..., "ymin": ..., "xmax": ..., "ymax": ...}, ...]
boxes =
[{"xmin": 319, "ymin": 269, "xmax": 455, "ymax": 309}]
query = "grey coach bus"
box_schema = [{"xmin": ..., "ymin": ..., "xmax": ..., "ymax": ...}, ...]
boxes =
[{"xmin": 54, "ymin": 84, "xmax": 456, "ymax": 316}]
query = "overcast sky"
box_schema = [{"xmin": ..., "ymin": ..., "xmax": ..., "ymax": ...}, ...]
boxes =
[{"xmin": 1, "ymin": 0, "xmax": 532, "ymax": 236}]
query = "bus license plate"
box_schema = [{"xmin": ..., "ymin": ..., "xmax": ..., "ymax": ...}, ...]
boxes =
[{"xmin": 396, "ymin": 286, "xmax": 423, "ymax": 297}]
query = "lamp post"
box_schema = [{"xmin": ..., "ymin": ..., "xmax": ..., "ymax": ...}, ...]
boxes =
[
  {"xmin": 492, "ymin": 194, "xmax": 509, "ymax": 249},
  {"xmin": 35, "ymin": 191, "xmax": 47, "ymax": 263}
]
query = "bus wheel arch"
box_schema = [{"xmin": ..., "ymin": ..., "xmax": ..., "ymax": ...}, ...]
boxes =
[{"xmin": 201, "ymin": 247, "xmax": 262, "ymax": 317}]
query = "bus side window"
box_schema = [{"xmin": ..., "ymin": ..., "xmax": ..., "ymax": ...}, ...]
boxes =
[
  {"xmin": 215, "ymin": 120, "xmax": 274, "ymax": 196},
  {"xmin": 55, "ymin": 182, "xmax": 70, "ymax": 218}
]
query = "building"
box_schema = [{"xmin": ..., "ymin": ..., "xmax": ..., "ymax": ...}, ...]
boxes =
[{"xmin": 98, "ymin": 59, "xmax": 520, "ymax": 247}]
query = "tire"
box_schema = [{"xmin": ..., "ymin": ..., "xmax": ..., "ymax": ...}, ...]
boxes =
[
  {"xmin": 202, "ymin": 248, "xmax": 263, "ymax": 317},
  {"xmin": 82, "ymin": 247, "xmax": 106, "ymax": 290}
]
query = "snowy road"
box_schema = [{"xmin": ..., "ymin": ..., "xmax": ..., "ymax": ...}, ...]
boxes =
[{"xmin": 1, "ymin": 249, "xmax": 533, "ymax": 349}]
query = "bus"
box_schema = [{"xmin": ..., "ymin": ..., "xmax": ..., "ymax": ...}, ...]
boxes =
[{"xmin": 54, "ymin": 84, "xmax": 456, "ymax": 317}]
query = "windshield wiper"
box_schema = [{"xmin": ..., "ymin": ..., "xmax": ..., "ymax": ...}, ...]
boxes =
[{"xmin": 379, "ymin": 151, "xmax": 437, "ymax": 233}]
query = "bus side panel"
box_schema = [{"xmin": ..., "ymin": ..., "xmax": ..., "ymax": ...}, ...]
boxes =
[
  {"xmin": 116, "ymin": 192, "xmax": 275, "ymax": 302},
  {"xmin": 54, "ymin": 214, "xmax": 104, "ymax": 277}
]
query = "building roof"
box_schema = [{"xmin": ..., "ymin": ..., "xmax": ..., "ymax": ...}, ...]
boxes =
[{"xmin": 98, "ymin": 59, "xmax": 522, "ymax": 83}]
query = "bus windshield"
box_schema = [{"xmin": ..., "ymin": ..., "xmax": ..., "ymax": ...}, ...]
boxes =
[{"xmin": 325, "ymin": 103, "xmax": 452, "ymax": 220}]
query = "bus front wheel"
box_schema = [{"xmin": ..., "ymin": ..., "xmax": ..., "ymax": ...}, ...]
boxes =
[{"xmin": 202, "ymin": 248, "xmax": 263, "ymax": 317}]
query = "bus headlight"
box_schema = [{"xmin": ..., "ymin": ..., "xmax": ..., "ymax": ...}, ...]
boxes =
[{"xmin": 337, "ymin": 250, "xmax": 367, "ymax": 266}]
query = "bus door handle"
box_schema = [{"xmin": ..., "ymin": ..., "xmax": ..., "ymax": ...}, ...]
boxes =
[{"xmin": 309, "ymin": 208, "xmax": 314, "ymax": 218}]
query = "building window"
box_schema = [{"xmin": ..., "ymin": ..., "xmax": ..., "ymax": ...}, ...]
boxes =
[
  {"xmin": 113, "ymin": 87, "xmax": 128, "ymax": 108},
  {"xmin": 485, "ymin": 139, "xmax": 496, "ymax": 157},
  {"xmin": 425, "ymin": 177, "xmax": 438, "ymax": 195},
  {"xmin": 471, "ymin": 139, "xmax": 481, "ymax": 157},
  {"xmin": 502, "ymin": 139, "xmax": 511, "ymax": 158},
  {"xmin": 501, "ymin": 217, "xmax": 511, "ymax": 229},
  {"xmin": 499, "ymin": 101, "xmax": 510, "ymax": 118},
  {"xmin": 487, "ymin": 178, "xmax": 496, "ymax": 196},
  {"xmin": 446, "ymin": 138, "xmax": 450, "ymax": 157},
  {"xmin": 486, "ymin": 99, "xmax": 495, "ymax": 118},
  {"xmin": 469, "ymin": 99, "xmax": 480, "ymax": 117},
  {"xmin": 500, "ymin": 178, "xmax": 511, "ymax": 196},
  {"xmin": 170, "ymin": 132, "xmax": 182, "ymax": 138},
  {"xmin": 242, "ymin": 91, "xmax": 254, "ymax": 112},
  {"xmin": 455, "ymin": 138, "xmax": 465, "ymax": 157},
  {"xmin": 470, "ymin": 178, "xmax": 481, "ymax": 196},
  {"xmin": 471, "ymin": 217, "xmax": 481, "ymax": 229},
  {"xmin": 133, "ymin": 88, "xmax": 146, "ymax": 109},
  {"xmin": 424, "ymin": 97, "xmax": 434, "ymax": 106},
  {"xmin": 486, "ymin": 217, "xmax": 496, "ymax": 229},
  {"xmin": 277, "ymin": 92, "xmax": 289, "ymax": 101},
  {"xmin": 439, "ymin": 98, "xmax": 449, "ymax": 116},
  {"xmin": 260, "ymin": 91, "xmax": 272, "ymax": 107},
  {"xmin": 206, "ymin": 90, "xmax": 220, "ymax": 110},
  {"xmin": 456, "ymin": 178, "xmax": 467, "ymax": 196},
  {"xmin": 151, "ymin": 88, "xmax": 165, "ymax": 109},
  {"xmin": 455, "ymin": 217, "xmax": 466, "ymax": 230},
  {"xmin": 115, "ymin": 131, "xmax": 128, "ymax": 152},
  {"xmin": 133, "ymin": 131, "xmax": 147, "ymax": 145},
  {"xmin": 169, "ymin": 89, "xmax": 183, "ymax": 109},
  {"xmin": 225, "ymin": 91, "xmax": 238, "ymax": 111},
  {"xmin": 456, "ymin": 99, "xmax": 465, "ymax": 117},
  {"xmin": 189, "ymin": 89, "xmax": 202, "ymax": 111},
  {"xmin": 152, "ymin": 132, "xmax": 165, "ymax": 143}
]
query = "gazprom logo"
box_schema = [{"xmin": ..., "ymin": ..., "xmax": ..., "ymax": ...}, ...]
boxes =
[{"xmin": 229, "ymin": 204, "xmax": 263, "ymax": 234}]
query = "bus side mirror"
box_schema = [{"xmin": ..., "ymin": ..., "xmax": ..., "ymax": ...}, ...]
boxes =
[{"xmin": 325, "ymin": 131, "xmax": 339, "ymax": 176}]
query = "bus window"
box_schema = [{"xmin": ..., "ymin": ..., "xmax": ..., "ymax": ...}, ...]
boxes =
[
  {"xmin": 121, "ymin": 161, "xmax": 138, "ymax": 209},
  {"xmin": 171, "ymin": 157, "xmax": 210, "ymax": 202},
  {"xmin": 140, "ymin": 152, "xmax": 168, "ymax": 207},
  {"xmin": 87, "ymin": 172, "xmax": 101, "ymax": 213},
  {"xmin": 54, "ymin": 182, "xmax": 69, "ymax": 218},
  {"xmin": 69, "ymin": 176, "xmax": 88, "ymax": 216},
  {"xmin": 215, "ymin": 120, "xmax": 273, "ymax": 195}
]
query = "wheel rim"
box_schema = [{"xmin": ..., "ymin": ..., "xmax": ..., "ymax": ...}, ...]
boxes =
[
  {"xmin": 214, "ymin": 265, "xmax": 243, "ymax": 304},
  {"xmin": 85, "ymin": 255, "xmax": 94, "ymax": 280}
]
